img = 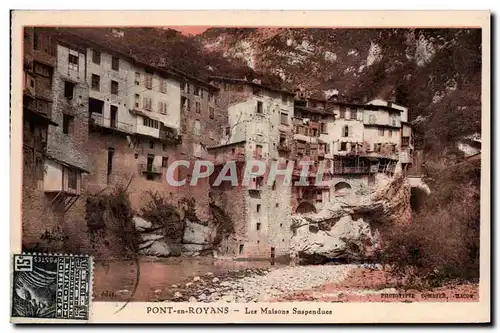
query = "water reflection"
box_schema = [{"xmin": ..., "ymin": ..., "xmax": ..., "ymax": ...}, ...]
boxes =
[{"xmin": 94, "ymin": 257, "xmax": 281, "ymax": 301}]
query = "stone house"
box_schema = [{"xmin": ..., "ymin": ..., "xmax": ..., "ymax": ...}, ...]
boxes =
[{"xmin": 207, "ymin": 77, "xmax": 295, "ymax": 259}]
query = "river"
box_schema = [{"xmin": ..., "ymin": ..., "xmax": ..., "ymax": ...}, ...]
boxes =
[{"xmin": 93, "ymin": 256, "xmax": 282, "ymax": 301}]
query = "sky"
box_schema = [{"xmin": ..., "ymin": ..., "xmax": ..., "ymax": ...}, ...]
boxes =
[{"xmin": 167, "ymin": 26, "xmax": 210, "ymax": 35}]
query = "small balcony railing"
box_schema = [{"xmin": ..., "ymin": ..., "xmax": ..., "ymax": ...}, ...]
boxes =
[
  {"xmin": 90, "ymin": 113, "xmax": 134, "ymax": 134},
  {"xmin": 159, "ymin": 127, "xmax": 182, "ymax": 143},
  {"xmin": 332, "ymin": 166, "xmax": 371, "ymax": 175},
  {"xmin": 139, "ymin": 163, "xmax": 163, "ymax": 174},
  {"xmin": 277, "ymin": 143, "xmax": 291, "ymax": 152}
]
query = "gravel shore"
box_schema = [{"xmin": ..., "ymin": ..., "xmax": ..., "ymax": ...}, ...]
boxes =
[{"xmin": 162, "ymin": 264, "xmax": 365, "ymax": 303}]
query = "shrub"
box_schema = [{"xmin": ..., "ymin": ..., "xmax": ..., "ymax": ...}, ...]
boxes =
[
  {"xmin": 378, "ymin": 160, "xmax": 480, "ymax": 286},
  {"xmin": 140, "ymin": 191, "xmax": 183, "ymax": 241},
  {"xmin": 85, "ymin": 185, "xmax": 139, "ymax": 256}
]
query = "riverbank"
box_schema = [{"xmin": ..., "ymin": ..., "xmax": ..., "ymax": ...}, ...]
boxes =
[
  {"xmin": 93, "ymin": 258, "xmax": 479, "ymax": 303},
  {"xmin": 277, "ymin": 267, "xmax": 480, "ymax": 302}
]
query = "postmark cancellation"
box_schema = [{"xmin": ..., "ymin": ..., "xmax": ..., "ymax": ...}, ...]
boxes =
[{"xmin": 11, "ymin": 253, "xmax": 93, "ymax": 322}]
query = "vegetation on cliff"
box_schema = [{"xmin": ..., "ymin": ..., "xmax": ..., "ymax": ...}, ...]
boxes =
[{"xmin": 379, "ymin": 159, "xmax": 480, "ymax": 286}]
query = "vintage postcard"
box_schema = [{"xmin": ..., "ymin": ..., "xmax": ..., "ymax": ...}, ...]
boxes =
[{"xmin": 10, "ymin": 10, "xmax": 490, "ymax": 323}]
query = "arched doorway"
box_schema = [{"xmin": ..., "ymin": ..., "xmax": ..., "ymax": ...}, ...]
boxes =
[
  {"xmin": 295, "ymin": 201, "xmax": 317, "ymax": 214},
  {"xmin": 334, "ymin": 182, "xmax": 352, "ymax": 196}
]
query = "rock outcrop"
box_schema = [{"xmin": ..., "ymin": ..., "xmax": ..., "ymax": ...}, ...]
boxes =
[
  {"xmin": 290, "ymin": 175, "xmax": 412, "ymax": 264},
  {"xmin": 133, "ymin": 216, "xmax": 181, "ymax": 257},
  {"xmin": 133, "ymin": 214, "xmax": 219, "ymax": 257}
]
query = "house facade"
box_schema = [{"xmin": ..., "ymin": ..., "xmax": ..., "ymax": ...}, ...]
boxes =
[{"xmin": 208, "ymin": 77, "xmax": 295, "ymax": 259}]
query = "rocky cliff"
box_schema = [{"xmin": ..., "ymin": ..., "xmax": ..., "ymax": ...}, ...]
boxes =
[
  {"xmin": 198, "ymin": 28, "xmax": 482, "ymax": 153},
  {"xmin": 290, "ymin": 175, "xmax": 411, "ymax": 264}
]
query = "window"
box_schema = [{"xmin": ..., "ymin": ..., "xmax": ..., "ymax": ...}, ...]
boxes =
[
  {"xmin": 280, "ymin": 112, "xmax": 288, "ymax": 125},
  {"xmin": 257, "ymin": 101, "xmax": 263, "ymax": 114},
  {"xmin": 340, "ymin": 142, "xmax": 347, "ymax": 151},
  {"xmin": 374, "ymin": 143, "xmax": 381, "ymax": 152},
  {"xmin": 187, "ymin": 99, "xmax": 191, "ymax": 111},
  {"xmin": 339, "ymin": 106, "xmax": 346, "ymax": 119},
  {"xmin": 209, "ymin": 93, "xmax": 215, "ymax": 103},
  {"xmin": 225, "ymin": 126, "xmax": 230, "ymax": 136},
  {"xmin": 181, "ymin": 96, "xmax": 187, "ymax": 110},
  {"xmin": 350, "ymin": 108, "xmax": 357, "ymax": 120},
  {"xmin": 378, "ymin": 128, "xmax": 384, "ymax": 136},
  {"xmin": 320, "ymin": 122, "xmax": 327, "ymax": 133},
  {"xmin": 134, "ymin": 94, "xmax": 140, "ymax": 108},
  {"xmin": 67, "ymin": 169, "xmax": 77, "ymax": 190},
  {"xmin": 92, "ymin": 49, "xmax": 101, "ymax": 64},
  {"xmin": 64, "ymin": 81, "xmax": 75, "ymax": 99},
  {"xmin": 146, "ymin": 154, "xmax": 154, "ymax": 173},
  {"xmin": 107, "ymin": 147, "xmax": 114, "ymax": 177},
  {"xmin": 68, "ymin": 53, "xmax": 79, "ymax": 71},
  {"xmin": 158, "ymin": 101, "xmax": 168, "ymax": 115},
  {"xmin": 36, "ymin": 100, "xmax": 50, "ymax": 115},
  {"xmin": 256, "ymin": 204, "xmax": 261, "ymax": 213},
  {"xmin": 34, "ymin": 62, "xmax": 50, "ymax": 76},
  {"xmin": 209, "ymin": 107, "xmax": 215, "ymax": 119},
  {"xmin": 342, "ymin": 125, "xmax": 349, "ymax": 137},
  {"xmin": 180, "ymin": 82, "xmax": 186, "ymax": 91},
  {"xmin": 149, "ymin": 141, "xmax": 154, "ymax": 149},
  {"xmin": 194, "ymin": 87, "xmax": 201, "ymax": 96},
  {"xmin": 63, "ymin": 114, "xmax": 74, "ymax": 135},
  {"xmin": 325, "ymin": 143, "xmax": 330, "ymax": 154},
  {"xmin": 193, "ymin": 143, "xmax": 203, "ymax": 158},
  {"xmin": 111, "ymin": 56, "xmax": 119, "ymax": 71},
  {"xmin": 135, "ymin": 72, "xmax": 140, "ymax": 85},
  {"xmin": 91, "ymin": 74, "xmax": 100, "ymax": 91},
  {"xmin": 110, "ymin": 105, "xmax": 118, "ymax": 128},
  {"xmin": 159, "ymin": 79, "xmax": 167, "ymax": 93},
  {"xmin": 255, "ymin": 145, "xmax": 263, "ymax": 158},
  {"xmin": 402, "ymin": 136, "xmax": 410, "ymax": 147},
  {"xmin": 195, "ymin": 102, "xmax": 201, "ymax": 113},
  {"xmin": 388, "ymin": 129, "xmax": 393, "ymax": 137},
  {"xmin": 239, "ymin": 244, "xmax": 244, "ymax": 255},
  {"xmin": 162, "ymin": 156, "xmax": 168, "ymax": 168},
  {"xmin": 143, "ymin": 117, "xmax": 159, "ymax": 129},
  {"xmin": 194, "ymin": 120, "xmax": 201, "ymax": 136},
  {"xmin": 256, "ymin": 222, "xmax": 261, "ymax": 230},
  {"xmin": 111, "ymin": 80, "xmax": 118, "ymax": 95},
  {"xmin": 33, "ymin": 31, "xmax": 39, "ymax": 50},
  {"xmin": 143, "ymin": 97, "xmax": 152, "ymax": 111},
  {"xmin": 145, "ymin": 74, "xmax": 153, "ymax": 89}
]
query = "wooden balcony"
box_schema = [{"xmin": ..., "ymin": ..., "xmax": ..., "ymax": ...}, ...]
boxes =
[
  {"xmin": 139, "ymin": 163, "xmax": 163, "ymax": 175},
  {"xmin": 90, "ymin": 113, "xmax": 134, "ymax": 134},
  {"xmin": 159, "ymin": 126, "xmax": 182, "ymax": 144},
  {"xmin": 277, "ymin": 143, "xmax": 291, "ymax": 152},
  {"xmin": 332, "ymin": 166, "xmax": 371, "ymax": 175},
  {"xmin": 31, "ymin": 46, "xmax": 57, "ymax": 68},
  {"xmin": 23, "ymin": 95, "xmax": 55, "ymax": 124},
  {"xmin": 23, "ymin": 130, "xmax": 46, "ymax": 152}
]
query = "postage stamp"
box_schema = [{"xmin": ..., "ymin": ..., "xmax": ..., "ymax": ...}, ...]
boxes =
[
  {"xmin": 11, "ymin": 254, "xmax": 92, "ymax": 322},
  {"xmin": 9, "ymin": 10, "xmax": 490, "ymax": 324}
]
